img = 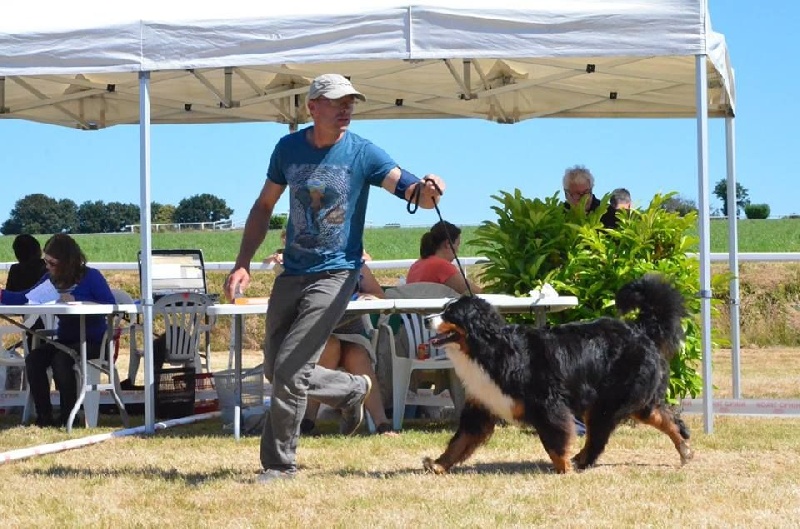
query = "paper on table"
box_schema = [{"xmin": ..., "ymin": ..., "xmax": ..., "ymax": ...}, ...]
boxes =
[
  {"xmin": 25, "ymin": 279, "xmax": 60, "ymax": 304},
  {"xmin": 528, "ymin": 283, "xmax": 559, "ymax": 301}
]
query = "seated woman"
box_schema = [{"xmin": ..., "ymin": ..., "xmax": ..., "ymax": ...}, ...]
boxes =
[
  {"xmin": 301, "ymin": 262, "xmax": 398, "ymax": 436},
  {"xmin": 0, "ymin": 234, "xmax": 116, "ymax": 427},
  {"xmin": 406, "ymin": 220, "xmax": 481, "ymax": 294}
]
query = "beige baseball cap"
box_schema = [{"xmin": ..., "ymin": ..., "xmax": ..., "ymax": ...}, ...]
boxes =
[{"xmin": 308, "ymin": 74, "xmax": 366, "ymax": 102}]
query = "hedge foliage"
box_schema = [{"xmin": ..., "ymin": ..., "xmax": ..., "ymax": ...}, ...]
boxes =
[
  {"xmin": 472, "ymin": 190, "xmax": 717, "ymax": 402},
  {"xmin": 744, "ymin": 203, "xmax": 770, "ymax": 220}
]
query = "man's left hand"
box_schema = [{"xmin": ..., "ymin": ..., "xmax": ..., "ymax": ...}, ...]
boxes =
[{"xmin": 420, "ymin": 174, "xmax": 445, "ymax": 207}]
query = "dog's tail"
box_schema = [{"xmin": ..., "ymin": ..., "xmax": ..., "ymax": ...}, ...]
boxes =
[{"xmin": 615, "ymin": 274, "xmax": 687, "ymax": 360}]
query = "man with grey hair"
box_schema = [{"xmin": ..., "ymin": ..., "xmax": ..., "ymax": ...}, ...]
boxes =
[
  {"xmin": 562, "ymin": 165, "xmax": 598, "ymax": 213},
  {"xmin": 610, "ymin": 188, "xmax": 632, "ymax": 210},
  {"xmin": 225, "ymin": 73, "xmax": 447, "ymax": 483},
  {"xmin": 561, "ymin": 164, "xmax": 618, "ymax": 229}
]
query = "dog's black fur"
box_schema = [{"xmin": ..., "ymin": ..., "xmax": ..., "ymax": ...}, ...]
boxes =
[{"xmin": 423, "ymin": 274, "xmax": 694, "ymax": 474}]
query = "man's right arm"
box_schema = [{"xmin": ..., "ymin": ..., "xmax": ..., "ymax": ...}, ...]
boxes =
[{"xmin": 226, "ymin": 180, "xmax": 285, "ymax": 300}]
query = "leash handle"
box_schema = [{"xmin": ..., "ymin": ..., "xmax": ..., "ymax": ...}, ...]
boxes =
[{"xmin": 407, "ymin": 176, "xmax": 437, "ymax": 214}]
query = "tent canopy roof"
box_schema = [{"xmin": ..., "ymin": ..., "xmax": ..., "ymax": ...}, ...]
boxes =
[{"xmin": 0, "ymin": 1, "xmax": 735, "ymax": 129}]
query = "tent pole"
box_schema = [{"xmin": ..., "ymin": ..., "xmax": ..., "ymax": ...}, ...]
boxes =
[
  {"xmin": 695, "ymin": 55, "xmax": 714, "ymax": 434},
  {"xmin": 139, "ymin": 72, "xmax": 156, "ymax": 434},
  {"xmin": 725, "ymin": 117, "xmax": 742, "ymax": 398}
]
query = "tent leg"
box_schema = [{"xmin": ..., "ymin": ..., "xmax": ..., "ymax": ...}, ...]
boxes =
[
  {"xmin": 139, "ymin": 71, "xmax": 156, "ymax": 435},
  {"xmin": 695, "ymin": 55, "xmax": 714, "ymax": 434},
  {"xmin": 725, "ymin": 117, "xmax": 742, "ymax": 398}
]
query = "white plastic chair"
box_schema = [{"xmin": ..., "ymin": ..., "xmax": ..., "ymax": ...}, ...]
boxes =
[
  {"xmin": 0, "ymin": 314, "xmax": 61, "ymax": 423},
  {"xmin": 372, "ymin": 281, "xmax": 464, "ymax": 431},
  {"xmin": 157, "ymin": 292, "xmax": 215, "ymax": 370},
  {"xmin": 127, "ymin": 292, "xmax": 216, "ymax": 382},
  {"xmin": 0, "ymin": 316, "xmax": 35, "ymax": 416},
  {"xmin": 376, "ymin": 311, "xmax": 465, "ymax": 431},
  {"xmin": 80, "ymin": 289, "xmax": 134, "ymax": 427},
  {"xmin": 0, "ymin": 320, "xmax": 32, "ymax": 376}
]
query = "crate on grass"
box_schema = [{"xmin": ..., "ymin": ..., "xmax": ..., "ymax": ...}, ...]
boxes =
[
  {"xmin": 213, "ymin": 364, "xmax": 266, "ymax": 425},
  {"xmin": 194, "ymin": 372, "xmax": 219, "ymax": 414},
  {"xmin": 155, "ymin": 367, "xmax": 196, "ymax": 419}
]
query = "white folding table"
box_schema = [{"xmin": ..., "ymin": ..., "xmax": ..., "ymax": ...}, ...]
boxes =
[{"xmin": 207, "ymin": 294, "xmax": 577, "ymax": 439}]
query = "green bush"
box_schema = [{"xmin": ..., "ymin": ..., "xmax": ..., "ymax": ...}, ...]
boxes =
[
  {"xmin": 744, "ymin": 203, "xmax": 770, "ymax": 219},
  {"xmin": 473, "ymin": 190, "xmax": 711, "ymax": 402},
  {"xmin": 269, "ymin": 213, "xmax": 288, "ymax": 229},
  {"xmin": 660, "ymin": 195, "xmax": 698, "ymax": 217}
]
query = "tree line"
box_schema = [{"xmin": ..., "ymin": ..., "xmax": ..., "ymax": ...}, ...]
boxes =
[
  {"xmin": 712, "ymin": 179, "xmax": 770, "ymax": 219},
  {"xmin": 1, "ymin": 193, "xmax": 233, "ymax": 235},
  {"xmin": 1, "ymin": 179, "xmax": 767, "ymax": 236},
  {"xmin": 624, "ymin": 179, "xmax": 767, "ymax": 219}
]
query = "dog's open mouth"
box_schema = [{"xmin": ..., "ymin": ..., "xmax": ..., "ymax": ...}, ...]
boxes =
[{"xmin": 429, "ymin": 330, "xmax": 459, "ymax": 347}]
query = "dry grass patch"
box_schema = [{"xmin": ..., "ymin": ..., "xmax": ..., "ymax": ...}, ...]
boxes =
[
  {"xmin": 712, "ymin": 347, "xmax": 800, "ymax": 399},
  {"xmin": 1, "ymin": 416, "xmax": 800, "ymax": 527},
  {"xmin": 2, "ymin": 346, "xmax": 799, "ymax": 527}
]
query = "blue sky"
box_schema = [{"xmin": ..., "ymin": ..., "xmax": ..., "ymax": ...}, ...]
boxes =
[{"xmin": 2, "ymin": 1, "xmax": 797, "ymax": 228}]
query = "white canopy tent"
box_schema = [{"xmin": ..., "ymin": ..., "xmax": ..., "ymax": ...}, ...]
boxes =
[{"xmin": 0, "ymin": 0, "xmax": 739, "ymax": 434}]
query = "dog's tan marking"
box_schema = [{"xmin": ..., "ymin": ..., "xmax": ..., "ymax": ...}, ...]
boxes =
[
  {"xmin": 511, "ymin": 400, "xmax": 526, "ymax": 422},
  {"xmin": 422, "ymin": 457, "xmax": 447, "ymax": 475},
  {"xmin": 635, "ymin": 409, "xmax": 694, "ymax": 465},
  {"xmin": 572, "ymin": 414, "xmax": 590, "ymax": 468},
  {"xmin": 547, "ymin": 449, "xmax": 573, "ymax": 474},
  {"xmin": 441, "ymin": 342, "xmax": 519, "ymax": 424},
  {"xmin": 425, "ymin": 413, "xmax": 496, "ymax": 474}
]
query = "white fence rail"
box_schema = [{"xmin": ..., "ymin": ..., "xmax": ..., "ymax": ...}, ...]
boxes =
[
  {"xmin": 2, "ymin": 253, "xmax": 800, "ymax": 273},
  {"xmin": 121, "ymin": 218, "xmax": 239, "ymax": 232}
]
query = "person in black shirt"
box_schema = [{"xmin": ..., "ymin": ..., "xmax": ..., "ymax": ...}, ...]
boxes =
[
  {"xmin": 5, "ymin": 234, "xmax": 48, "ymax": 352},
  {"xmin": 6, "ymin": 234, "xmax": 47, "ymax": 292}
]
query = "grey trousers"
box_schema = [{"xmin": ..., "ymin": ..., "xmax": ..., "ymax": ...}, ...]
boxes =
[{"xmin": 259, "ymin": 269, "xmax": 367, "ymax": 471}]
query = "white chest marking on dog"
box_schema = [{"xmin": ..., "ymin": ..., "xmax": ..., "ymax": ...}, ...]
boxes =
[{"xmin": 442, "ymin": 344, "xmax": 518, "ymax": 424}]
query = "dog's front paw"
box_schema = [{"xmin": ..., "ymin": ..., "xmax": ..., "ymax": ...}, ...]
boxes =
[
  {"xmin": 679, "ymin": 442, "xmax": 694, "ymax": 465},
  {"xmin": 571, "ymin": 449, "xmax": 588, "ymax": 470},
  {"xmin": 423, "ymin": 457, "xmax": 448, "ymax": 475}
]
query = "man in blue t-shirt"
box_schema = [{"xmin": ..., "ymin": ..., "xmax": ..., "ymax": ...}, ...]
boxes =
[{"xmin": 225, "ymin": 73, "xmax": 446, "ymax": 483}]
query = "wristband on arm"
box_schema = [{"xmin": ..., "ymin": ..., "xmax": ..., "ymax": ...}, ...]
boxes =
[{"xmin": 394, "ymin": 168, "xmax": 421, "ymax": 199}]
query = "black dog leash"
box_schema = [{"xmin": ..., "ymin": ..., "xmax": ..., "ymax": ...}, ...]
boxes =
[{"xmin": 406, "ymin": 177, "xmax": 474, "ymax": 297}]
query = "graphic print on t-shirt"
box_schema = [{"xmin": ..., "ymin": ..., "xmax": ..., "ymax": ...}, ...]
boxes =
[{"xmin": 288, "ymin": 163, "xmax": 350, "ymax": 265}]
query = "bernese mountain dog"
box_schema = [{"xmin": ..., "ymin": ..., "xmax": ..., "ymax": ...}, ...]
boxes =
[{"xmin": 423, "ymin": 274, "xmax": 694, "ymax": 474}]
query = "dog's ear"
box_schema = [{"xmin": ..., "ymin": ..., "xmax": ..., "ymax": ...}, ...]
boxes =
[{"xmin": 467, "ymin": 296, "xmax": 507, "ymax": 330}]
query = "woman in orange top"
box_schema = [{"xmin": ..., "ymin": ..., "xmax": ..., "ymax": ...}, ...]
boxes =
[{"xmin": 406, "ymin": 221, "xmax": 481, "ymax": 294}]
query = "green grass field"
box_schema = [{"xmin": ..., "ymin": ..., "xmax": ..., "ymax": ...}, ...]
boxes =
[
  {"xmin": 1, "ymin": 218, "xmax": 799, "ymax": 262},
  {"xmin": 1, "ymin": 347, "xmax": 799, "ymax": 527}
]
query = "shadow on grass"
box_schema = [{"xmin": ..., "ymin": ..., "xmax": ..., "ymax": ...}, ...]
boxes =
[
  {"xmin": 25, "ymin": 464, "xmax": 243, "ymax": 486},
  {"xmin": 327, "ymin": 459, "xmax": 557, "ymax": 479},
  {"xmin": 330, "ymin": 457, "xmax": 676, "ymax": 479}
]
